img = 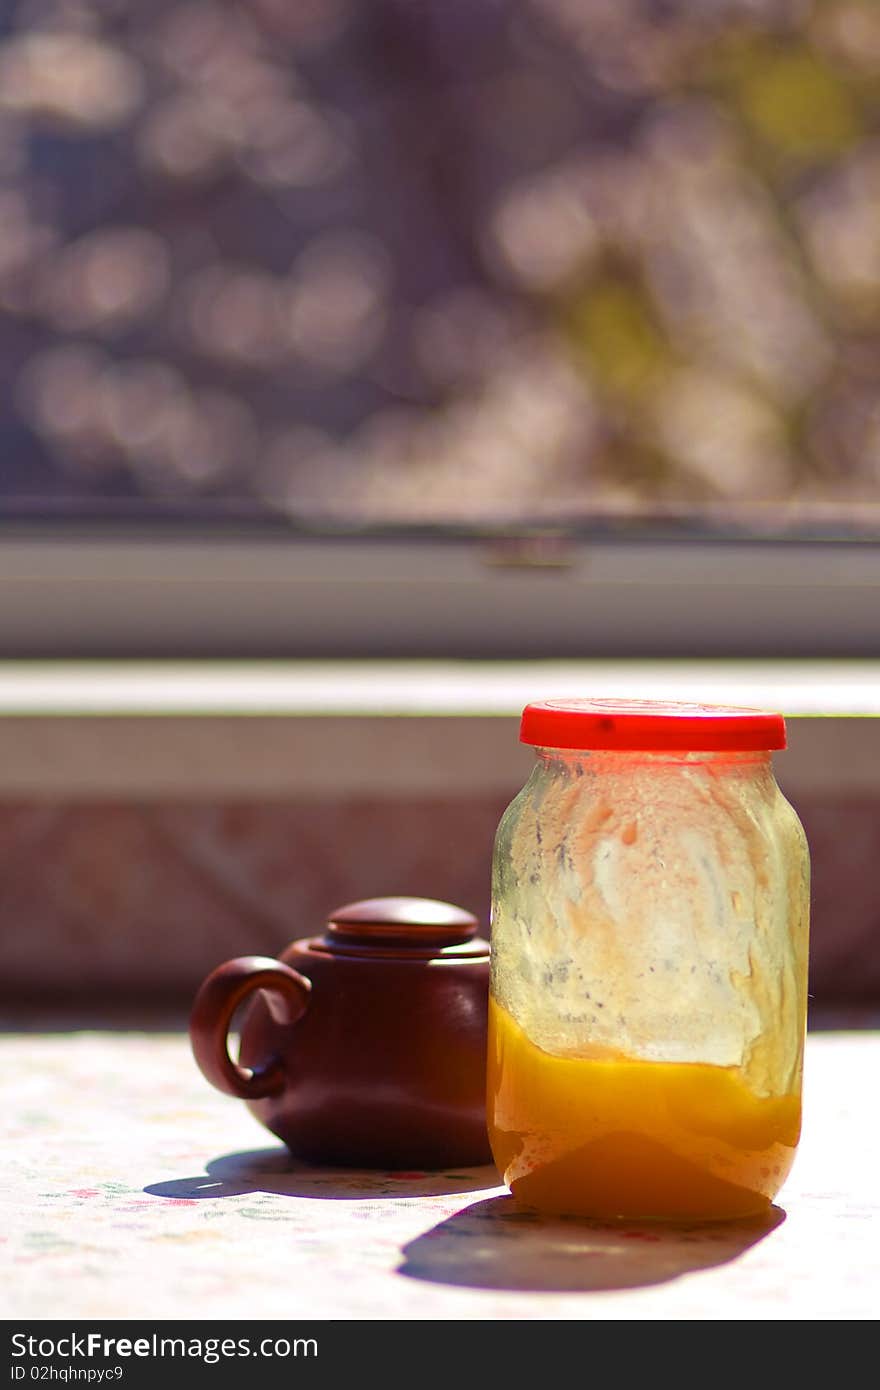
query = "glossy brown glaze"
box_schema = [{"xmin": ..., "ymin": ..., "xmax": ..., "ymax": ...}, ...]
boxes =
[{"xmin": 189, "ymin": 897, "xmax": 492, "ymax": 1168}]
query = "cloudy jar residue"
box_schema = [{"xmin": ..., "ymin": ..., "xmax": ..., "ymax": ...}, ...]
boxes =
[{"xmin": 488, "ymin": 709, "xmax": 810, "ymax": 1221}]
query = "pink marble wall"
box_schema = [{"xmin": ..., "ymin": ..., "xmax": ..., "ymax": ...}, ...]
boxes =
[
  {"xmin": 0, "ymin": 798, "xmax": 504, "ymax": 1000},
  {"xmin": 0, "ymin": 794, "xmax": 877, "ymax": 1007}
]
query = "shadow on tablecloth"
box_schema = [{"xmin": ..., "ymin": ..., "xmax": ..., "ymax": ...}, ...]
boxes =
[
  {"xmin": 144, "ymin": 1146, "xmax": 501, "ymax": 1201},
  {"xmin": 397, "ymin": 1196, "xmax": 785, "ymax": 1293}
]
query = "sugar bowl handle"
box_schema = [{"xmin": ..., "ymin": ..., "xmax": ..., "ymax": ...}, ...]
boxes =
[{"xmin": 189, "ymin": 956, "xmax": 312, "ymax": 1100}]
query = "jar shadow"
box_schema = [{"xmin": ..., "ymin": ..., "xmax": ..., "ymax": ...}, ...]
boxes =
[
  {"xmin": 144, "ymin": 1146, "xmax": 501, "ymax": 1202},
  {"xmin": 397, "ymin": 1195, "xmax": 786, "ymax": 1293}
]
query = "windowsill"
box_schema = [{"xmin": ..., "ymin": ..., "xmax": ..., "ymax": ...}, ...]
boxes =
[
  {"xmin": 0, "ymin": 656, "xmax": 878, "ymax": 716},
  {"xmin": 0, "ymin": 657, "xmax": 876, "ymax": 797},
  {"xmin": 1, "ymin": 657, "xmax": 877, "ymax": 1011}
]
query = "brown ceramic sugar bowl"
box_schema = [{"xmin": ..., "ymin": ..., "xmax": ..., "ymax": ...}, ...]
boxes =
[{"xmin": 189, "ymin": 896, "xmax": 492, "ymax": 1168}]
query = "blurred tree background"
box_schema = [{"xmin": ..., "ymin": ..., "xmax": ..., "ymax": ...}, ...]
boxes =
[{"xmin": 1, "ymin": 0, "xmax": 880, "ymax": 526}]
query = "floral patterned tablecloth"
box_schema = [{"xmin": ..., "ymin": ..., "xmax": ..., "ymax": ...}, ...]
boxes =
[{"xmin": 2, "ymin": 1029, "xmax": 879, "ymax": 1321}]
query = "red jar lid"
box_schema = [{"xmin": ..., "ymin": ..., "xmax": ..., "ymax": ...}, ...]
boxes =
[{"xmin": 519, "ymin": 698, "xmax": 786, "ymax": 752}]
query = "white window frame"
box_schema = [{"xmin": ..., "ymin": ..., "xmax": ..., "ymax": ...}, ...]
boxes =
[{"xmin": 0, "ymin": 520, "xmax": 878, "ymax": 658}]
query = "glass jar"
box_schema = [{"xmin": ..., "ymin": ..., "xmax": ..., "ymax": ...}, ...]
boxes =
[{"xmin": 488, "ymin": 698, "xmax": 810, "ymax": 1222}]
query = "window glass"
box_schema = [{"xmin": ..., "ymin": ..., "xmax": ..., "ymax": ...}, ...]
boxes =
[{"xmin": 2, "ymin": 0, "xmax": 879, "ymax": 531}]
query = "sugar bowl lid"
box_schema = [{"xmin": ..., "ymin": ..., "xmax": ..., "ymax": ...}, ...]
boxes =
[{"xmin": 321, "ymin": 896, "xmax": 488, "ymax": 957}]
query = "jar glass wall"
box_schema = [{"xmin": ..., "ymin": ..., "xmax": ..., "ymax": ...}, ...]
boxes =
[{"xmin": 488, "ymin": 738, "xmax": 810, "ymax": 1221}]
